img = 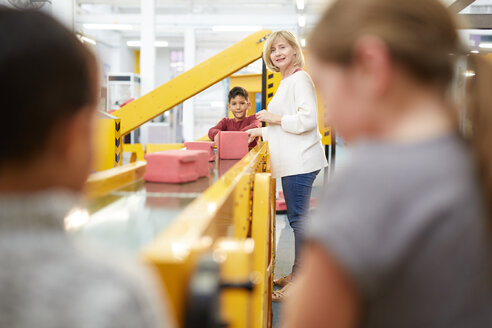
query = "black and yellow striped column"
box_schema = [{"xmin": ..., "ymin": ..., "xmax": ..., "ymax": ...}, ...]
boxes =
[{"xmin": 114, "ymin": 120, "xmax": 122, "ymax": 166}]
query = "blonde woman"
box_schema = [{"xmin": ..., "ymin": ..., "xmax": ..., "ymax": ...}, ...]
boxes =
[
  {"xmin": 282, "ymin": 0, "xmax": 492, "ymax": 327},
  {"xmin": 247, "ymin": 31, "xmax": 327, "ymax": 302}
]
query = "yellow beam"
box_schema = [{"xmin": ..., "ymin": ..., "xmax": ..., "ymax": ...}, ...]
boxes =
[
  {"xmin": 114, "ymin": 30, "xmax": 272, "ymax": 136},
  {"xmin": 230, "ymin": 73, "xmax": 262, "ymax": 93},
  {"xmin": 85, "ymin": 161, "xmax": 146, "ymax": 199}
]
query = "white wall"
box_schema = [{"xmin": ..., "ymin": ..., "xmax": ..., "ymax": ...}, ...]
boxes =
[
  {"xmin": 193, "ymin": 46, "xmax": 229, "ymax": 140},
  {"xmin": 155, "ymin": 47, "xmax": 172, "ymax": 87}
]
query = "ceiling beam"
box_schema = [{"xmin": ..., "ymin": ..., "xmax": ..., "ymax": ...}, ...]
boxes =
[{"xmin": 448, "ymin": 0, "xmax": 475, "ymax": 13}]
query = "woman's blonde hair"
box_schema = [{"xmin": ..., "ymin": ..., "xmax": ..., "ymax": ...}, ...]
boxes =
[
  {"xmin": 309, "ymin": 0, "xmax": 492, "ymax": 223},
  {"xmin": 263, "ymin": 31, "xmax": 305, "ymax": 73}
]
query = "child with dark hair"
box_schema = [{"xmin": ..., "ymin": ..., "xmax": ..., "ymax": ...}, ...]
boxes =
[
  {"xmin": 208, "ymin": 86, "xmax": 261, "ymax": 148},
  {"xmin": 0, "ymin": 8, "xmax": 173, "ymax": 328}
]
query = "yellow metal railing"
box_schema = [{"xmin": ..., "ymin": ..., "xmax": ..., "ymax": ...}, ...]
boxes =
[
  {"xmin": 141, "ymin": 143, "xmax": 274, "ymax": 327},
  {"xmin": 85, "ymin": 161, "xmax": 146, "ymax": 199}
]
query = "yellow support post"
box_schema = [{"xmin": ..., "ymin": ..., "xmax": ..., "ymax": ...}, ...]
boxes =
[
  {"xmin": 93, "ymin": 111, "xmax": 122, "ymax": 171},
  {"xmin": 265, "ymin": 70, "xmax": 282, "ymax": 109},
  {"xmin": 251, "ymin": 172, "xmax": 273, "ymax": 328},
  {"xmin": 113, "ymin": 30, "xmax": 272, "ymax": 136},
  {"xmin": 215, "ymin": 239, "xmax": 254, "ymax": 328}
]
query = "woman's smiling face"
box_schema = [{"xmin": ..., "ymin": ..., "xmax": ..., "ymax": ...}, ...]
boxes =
[{"xmin": 270, "ymin": 37, "xmax": 296, "ymax": 71}]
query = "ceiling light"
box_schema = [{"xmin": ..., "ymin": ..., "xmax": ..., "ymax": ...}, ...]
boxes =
[
  {"xmin": 154, "ymin": 41, "xmax": 169, "ymax": 47},
  {"xmin": 126, "ymin": 40, "xmax": 169, "ymax": 47},
  {"xmin": 479, "ymin": 42, "xmax": 492, "ymax": 49},
  {"xmin": 83, "ymin": 23, "xmax": 133, "ymax": 31},
  {"xmin": 470, "ymin": 50, "xmax": 479, "ymax": 53},
  {"xmin": 296, "ymin": 0, "xmax": 305, "ymax": 10},
  {"xmin": 298, "ymin": 15, "xmax": 306, "ymax": 27},
  {"xmin": 212, "ymin": 26, "xmax": 263, "ymax": 32}
]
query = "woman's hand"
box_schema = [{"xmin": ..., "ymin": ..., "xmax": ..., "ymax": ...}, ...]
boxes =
[
  {"xmin": 246, "ymin": 128, "xmax": 262, "ymax": 144},
  {"xmin": 256, "ymin": 110, "xmax": 282, "ymax": 125}
]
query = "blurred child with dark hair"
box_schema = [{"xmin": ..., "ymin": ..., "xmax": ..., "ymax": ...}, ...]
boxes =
[
  {"xmin": 208, "ymin": 86, "xmax": 261, "ymax": 148},
  {"xmin": 0, "ymin": 8, "xmax": 173, "ymax": 328}
]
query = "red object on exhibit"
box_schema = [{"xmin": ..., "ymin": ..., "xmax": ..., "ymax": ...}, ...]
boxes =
[
  {"xmin": 144, "ymin": 150, "xmax": 199, "ymax": 183},
  {"xmin": 184, "ymin": 141, "xmax": 216, "ymax": 162},
  {"xmin": 217, "ymin": 131, "xmax": 249, "ymax": 160}
]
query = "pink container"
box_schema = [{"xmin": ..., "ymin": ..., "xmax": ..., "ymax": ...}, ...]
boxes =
[
  {"xmin": 275, "ymin": 199, "xmax": 287, "ymax": 212},
  {"xmin": 217, "ymin": 131, "xmax": 249, "ymax": 160},
  {"xmin": 184, "ymin": 150, "xmax": 209, "ymax": 177},
  {"xmin": 184, "ymin": 141, "xmax": 215, "ymax": 162},
  {"xmin": 144, "ymin": 150, "xmax": 199, "ymax": 183}
]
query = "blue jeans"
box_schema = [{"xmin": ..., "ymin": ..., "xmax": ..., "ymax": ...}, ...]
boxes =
[{"xmin": 281, "ymin": 170, "xmax": 320, "ymax": 278}]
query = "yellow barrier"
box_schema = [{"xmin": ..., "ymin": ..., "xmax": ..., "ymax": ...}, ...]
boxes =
[
  {"xmin": 251, "ymin": 173, "xmax": 274, "ymax": 328},
  {"xmin": 85, "ymin": 161, "xmax": 146, "ymax": 199},
  {"xmin": 123, "ymin": 143, "xmax": 145, "ymax": 162},
  {"xmin": 142, "ymin": 143, "xmax": 272, "ymax": 327}
]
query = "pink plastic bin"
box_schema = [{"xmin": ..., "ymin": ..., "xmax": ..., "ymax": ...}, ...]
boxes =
[
  {"xmin": 275, "ymin": 199, "xmax": 287, "ymax": 212},
  {"xmin": 184, "ymin": 150, "xmax": 209, "ymax": 177},
  {"xmin": 144, "ymin": 150, "xmax": 199, "ymax": 183},
  {"xmin": 184, "ymin": 141, "xmax": 215, "ymax": 162},
  {"xmin": 217, "ymin": 131, "xmax": 249, "ymax": 160}
]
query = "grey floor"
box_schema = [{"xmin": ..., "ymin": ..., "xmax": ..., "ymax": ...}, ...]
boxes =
[{"xmin": 272, "ymin": 214, "xmax": 294, "ymax": 327}]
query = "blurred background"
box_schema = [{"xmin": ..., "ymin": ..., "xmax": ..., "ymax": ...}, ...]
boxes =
[{"xmin": 1, "ymin": 0, "xmax": 491, "ymax": 144}]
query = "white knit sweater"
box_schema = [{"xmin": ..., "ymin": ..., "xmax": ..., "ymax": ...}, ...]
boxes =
[{"xmin": 262, "ymin": 71, "xmax": 328, "ymax": 178}]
